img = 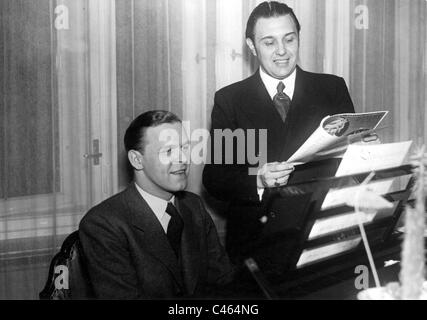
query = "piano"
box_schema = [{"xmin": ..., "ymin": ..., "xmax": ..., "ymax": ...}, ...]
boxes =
[{"xmin": 225, "ymin": 164, "xmax": 419, "ymax": 300}]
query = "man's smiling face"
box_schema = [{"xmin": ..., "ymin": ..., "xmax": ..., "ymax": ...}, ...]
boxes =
[
  {"xmin": 246, "ymin": 14, "xmax": 299, "ymax": 80},
  {"xmin": 138, "ymin": 122, "xmax": 190, "ymax": 199}
]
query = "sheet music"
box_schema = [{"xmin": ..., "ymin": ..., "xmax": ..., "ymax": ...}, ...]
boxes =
[
  {"xmin": 321, "ymin": 141, "xmax": 413, "ymax": 215},
  {"xmin": 308, "ymin": 203, "xmax": 397, "ymax": 240},
  {"xmin": 309, "ymin": 212, "xmax": 375, "ymax": 240},
  {"xmin": 321, "ymin": 178, "xmax": 395, "ymax": 210},
  {"xmin": 296, "ymin": 237, "xmax": 362, "ymax": 268},
  {"xmin": 312, "ymin": 141, "xmax": 413, "ymax": 241},
  {"xmin": 335, "ymin": 140, "xmax": 413, "ymax": 176},
  {"xmin": 287, "ymin": 111, "xmax": 388, "ymax": 163}
]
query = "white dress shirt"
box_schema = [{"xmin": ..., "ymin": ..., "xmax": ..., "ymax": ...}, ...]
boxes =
[
  {"xmin": 135, "ymin": 183, "xmax": 173, "ymax": 233},
  {"xmin": 259, "ymin": 66, "xmax": 296, "ymax": 100},
  {"xmin": 257, "ymin": 67, "xmax": 297, "ymax": 200}
]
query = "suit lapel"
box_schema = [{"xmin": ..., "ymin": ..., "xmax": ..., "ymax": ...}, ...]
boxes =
[
  {"xmin": 125, "ymin": 185, "xmax": 185, "ymax": 290},
  {"xmin": 237, "ymin": 71, "xmax": 287, "ymax": 162},
  {"xmin": 279, "ymin": 66, "xmax": 320, "ymax": 160},
  {"xmin": 176, "ymin": 194, "xmax": 200, "ymax": 296},
  {"xmin": 238, "ymin": 71, "xmax": 286, "ymax": 132}
]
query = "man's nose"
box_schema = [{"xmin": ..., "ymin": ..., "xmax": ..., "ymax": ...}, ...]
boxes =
[
  {"xmin": 177, "ymin": 148, "xmax": 190, "ymax": 164},
  {"xmin": 276, "ymin": 41, "xmax": 287, "ymax": 55}
]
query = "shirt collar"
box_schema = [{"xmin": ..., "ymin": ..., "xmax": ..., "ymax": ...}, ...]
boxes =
[
  {"xmin": 259, "ymin": 66, "xmax": 297, "ymax": 100},
  {"xmin": 134, "ymin": 183, "xmax": 175, "ymax": 222}
]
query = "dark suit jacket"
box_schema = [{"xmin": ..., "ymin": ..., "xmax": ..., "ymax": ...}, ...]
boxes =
[
  {"xmin": 79, "ymin": 184, "xmax": 235, "ymax": 299},
  {"xmin": 203, "ymin": 66, "xmax": 355, "ymax": 262}
]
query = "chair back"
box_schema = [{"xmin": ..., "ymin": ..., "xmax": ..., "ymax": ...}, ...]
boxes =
[{"xmin": 39, "ymin": 231, "xmax": 94, "ymax": 299}]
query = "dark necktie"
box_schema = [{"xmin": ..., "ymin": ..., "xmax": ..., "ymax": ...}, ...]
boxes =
[
  {"xmin": 166, "ymin": 202, "xmax": 183, "ymax": 257},
  {"xmin": 273, "ymin": 81, "xmax": 291, "ymax": 122}
]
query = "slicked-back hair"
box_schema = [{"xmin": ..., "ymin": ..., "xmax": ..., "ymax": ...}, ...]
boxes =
[
  {"xmin": 124, "ymin": 110, "xmax": 181, "ymax": 153},
  {"xmin": 245, "ymin": 1, "xmax": 301, "ymax": 41}
]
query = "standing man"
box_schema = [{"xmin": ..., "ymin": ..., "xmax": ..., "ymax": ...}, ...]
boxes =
[
  {"xmin": 203, "ymin": 1, "xmax": 355, "ymax": 264},
  {"xmin": 79, "ymin": 110, "xmax": 235, "ymax": 299}
]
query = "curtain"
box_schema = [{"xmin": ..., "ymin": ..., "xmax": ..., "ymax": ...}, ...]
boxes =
[
  {"xmin": 0, "ymin": 0, "xmax": 89, "ymax": 299},
  {"xmin": 1, "ymin": 0, "xmax": 426, "ymax": 299},
  {"xmin": 393, "ymin": 0, "xmax": 427, "ymax": 144},
  {"xmin": 1, "ymin": 0, "xmax": 116, "ymax": 299},
  {"xmin": 349, "ymin": 0, "xmax": 427, "ymax": 144}
]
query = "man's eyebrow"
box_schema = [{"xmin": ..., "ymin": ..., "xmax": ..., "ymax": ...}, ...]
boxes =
[
  {"xmin": 259, "ymin": 35, "xmax": 274, "ymax": 41},
  {"xmin": 285, "ymin": 32, "xmax": 297, "ymax": 37},
  {"xmin": 259, "ymin": 32, "xmax": 297, "ymax": 41}
]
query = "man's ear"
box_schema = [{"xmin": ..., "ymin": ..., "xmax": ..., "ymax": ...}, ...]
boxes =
[
  {"xmin": 246, "ymin": 38, "xmax": 257, "ymax": 57},
  {"xmin": 128, "ymin": 150, "xmax": 144, "ymax": 170}
]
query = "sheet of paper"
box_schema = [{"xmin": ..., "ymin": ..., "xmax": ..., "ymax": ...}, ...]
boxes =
[
  {"xmin": 287, "ymin": 126, "xmax": 337, "ymax": 163},
  {"xmin": 309, "ymin": 203, "xmax": 397, "ymax": 241},
  {"xmin": 321, "ymin": 178, "xmax": 395, "ymax": 210},
  {"xmin": 335, "ymin": 141, "xmax": 413, "ymax": 176},
  {"xmin": 308, "ymin": 211, "xmax": 375, "ymax": 240},
  {"xmin": 314, "ymin": 179, "xmax": 398, "ymax": 239},
  {"xmin": 296, "ymin": 237, "xmax": 362, "ymax": 268},
  {"xmin": 320, "ymin": 111, "xmax": 388, "ymax": 136},
  {"xmin": 288, "ymin": 111, "xmax": 388, "ymax": 163}
]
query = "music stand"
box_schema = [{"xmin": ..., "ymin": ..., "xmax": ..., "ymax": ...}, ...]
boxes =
[{"xmin": 245, "ymin": 164, "xmax": 415, "ymax": 298}]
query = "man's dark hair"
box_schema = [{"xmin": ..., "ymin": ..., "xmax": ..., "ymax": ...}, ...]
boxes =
[
  {"xmin": 245, "ymin": 1, "xmax": 301, "ymax": 41},
  {"xmin": 124, "ymin": 110, "xmax": 181, "ymax": 153}
]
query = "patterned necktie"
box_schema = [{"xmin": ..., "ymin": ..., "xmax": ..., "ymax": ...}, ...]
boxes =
[
  {"xmin": 273, "ymin": 81, "xmax": 291, "ymax": 123},
  {"xmin": 166, "ymin": 202, "xmax": 183, "ymax": 257}
]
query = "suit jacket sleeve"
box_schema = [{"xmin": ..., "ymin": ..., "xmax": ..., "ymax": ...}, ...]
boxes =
[
  {"xmin": 202, "ymin": 92, "xmax": 260, "ymax": 204},
  {"xmin": 79, "ymin": 211, "xmax": 145, "ymax": 299},
  {"xmin": 336, "ymin": 77, "xmax": 355, "ymax": 113}
]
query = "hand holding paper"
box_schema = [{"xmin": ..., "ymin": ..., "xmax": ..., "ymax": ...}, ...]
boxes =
[
  {"xmin": 287, "ymin": 111, "xmax": 388, "ymax": 164},
  {"xmin": 257, "ymin": 162, "xmax": 295, "ymax": 188}
]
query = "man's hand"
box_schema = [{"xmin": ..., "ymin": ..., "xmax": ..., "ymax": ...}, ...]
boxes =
[{"xmin": 257, "ymin": 162, "xmax": 295, "ymax": 188}]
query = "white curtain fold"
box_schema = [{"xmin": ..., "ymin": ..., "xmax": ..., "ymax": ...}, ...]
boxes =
[{"xmin": 394, "ymin": 0, "xmax": 427, "ymax": 143}]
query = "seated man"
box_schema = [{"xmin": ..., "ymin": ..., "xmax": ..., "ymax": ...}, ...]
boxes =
[{"xmin": 79, "ymin": 110, "xmax": 235, "ymax": 299}]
